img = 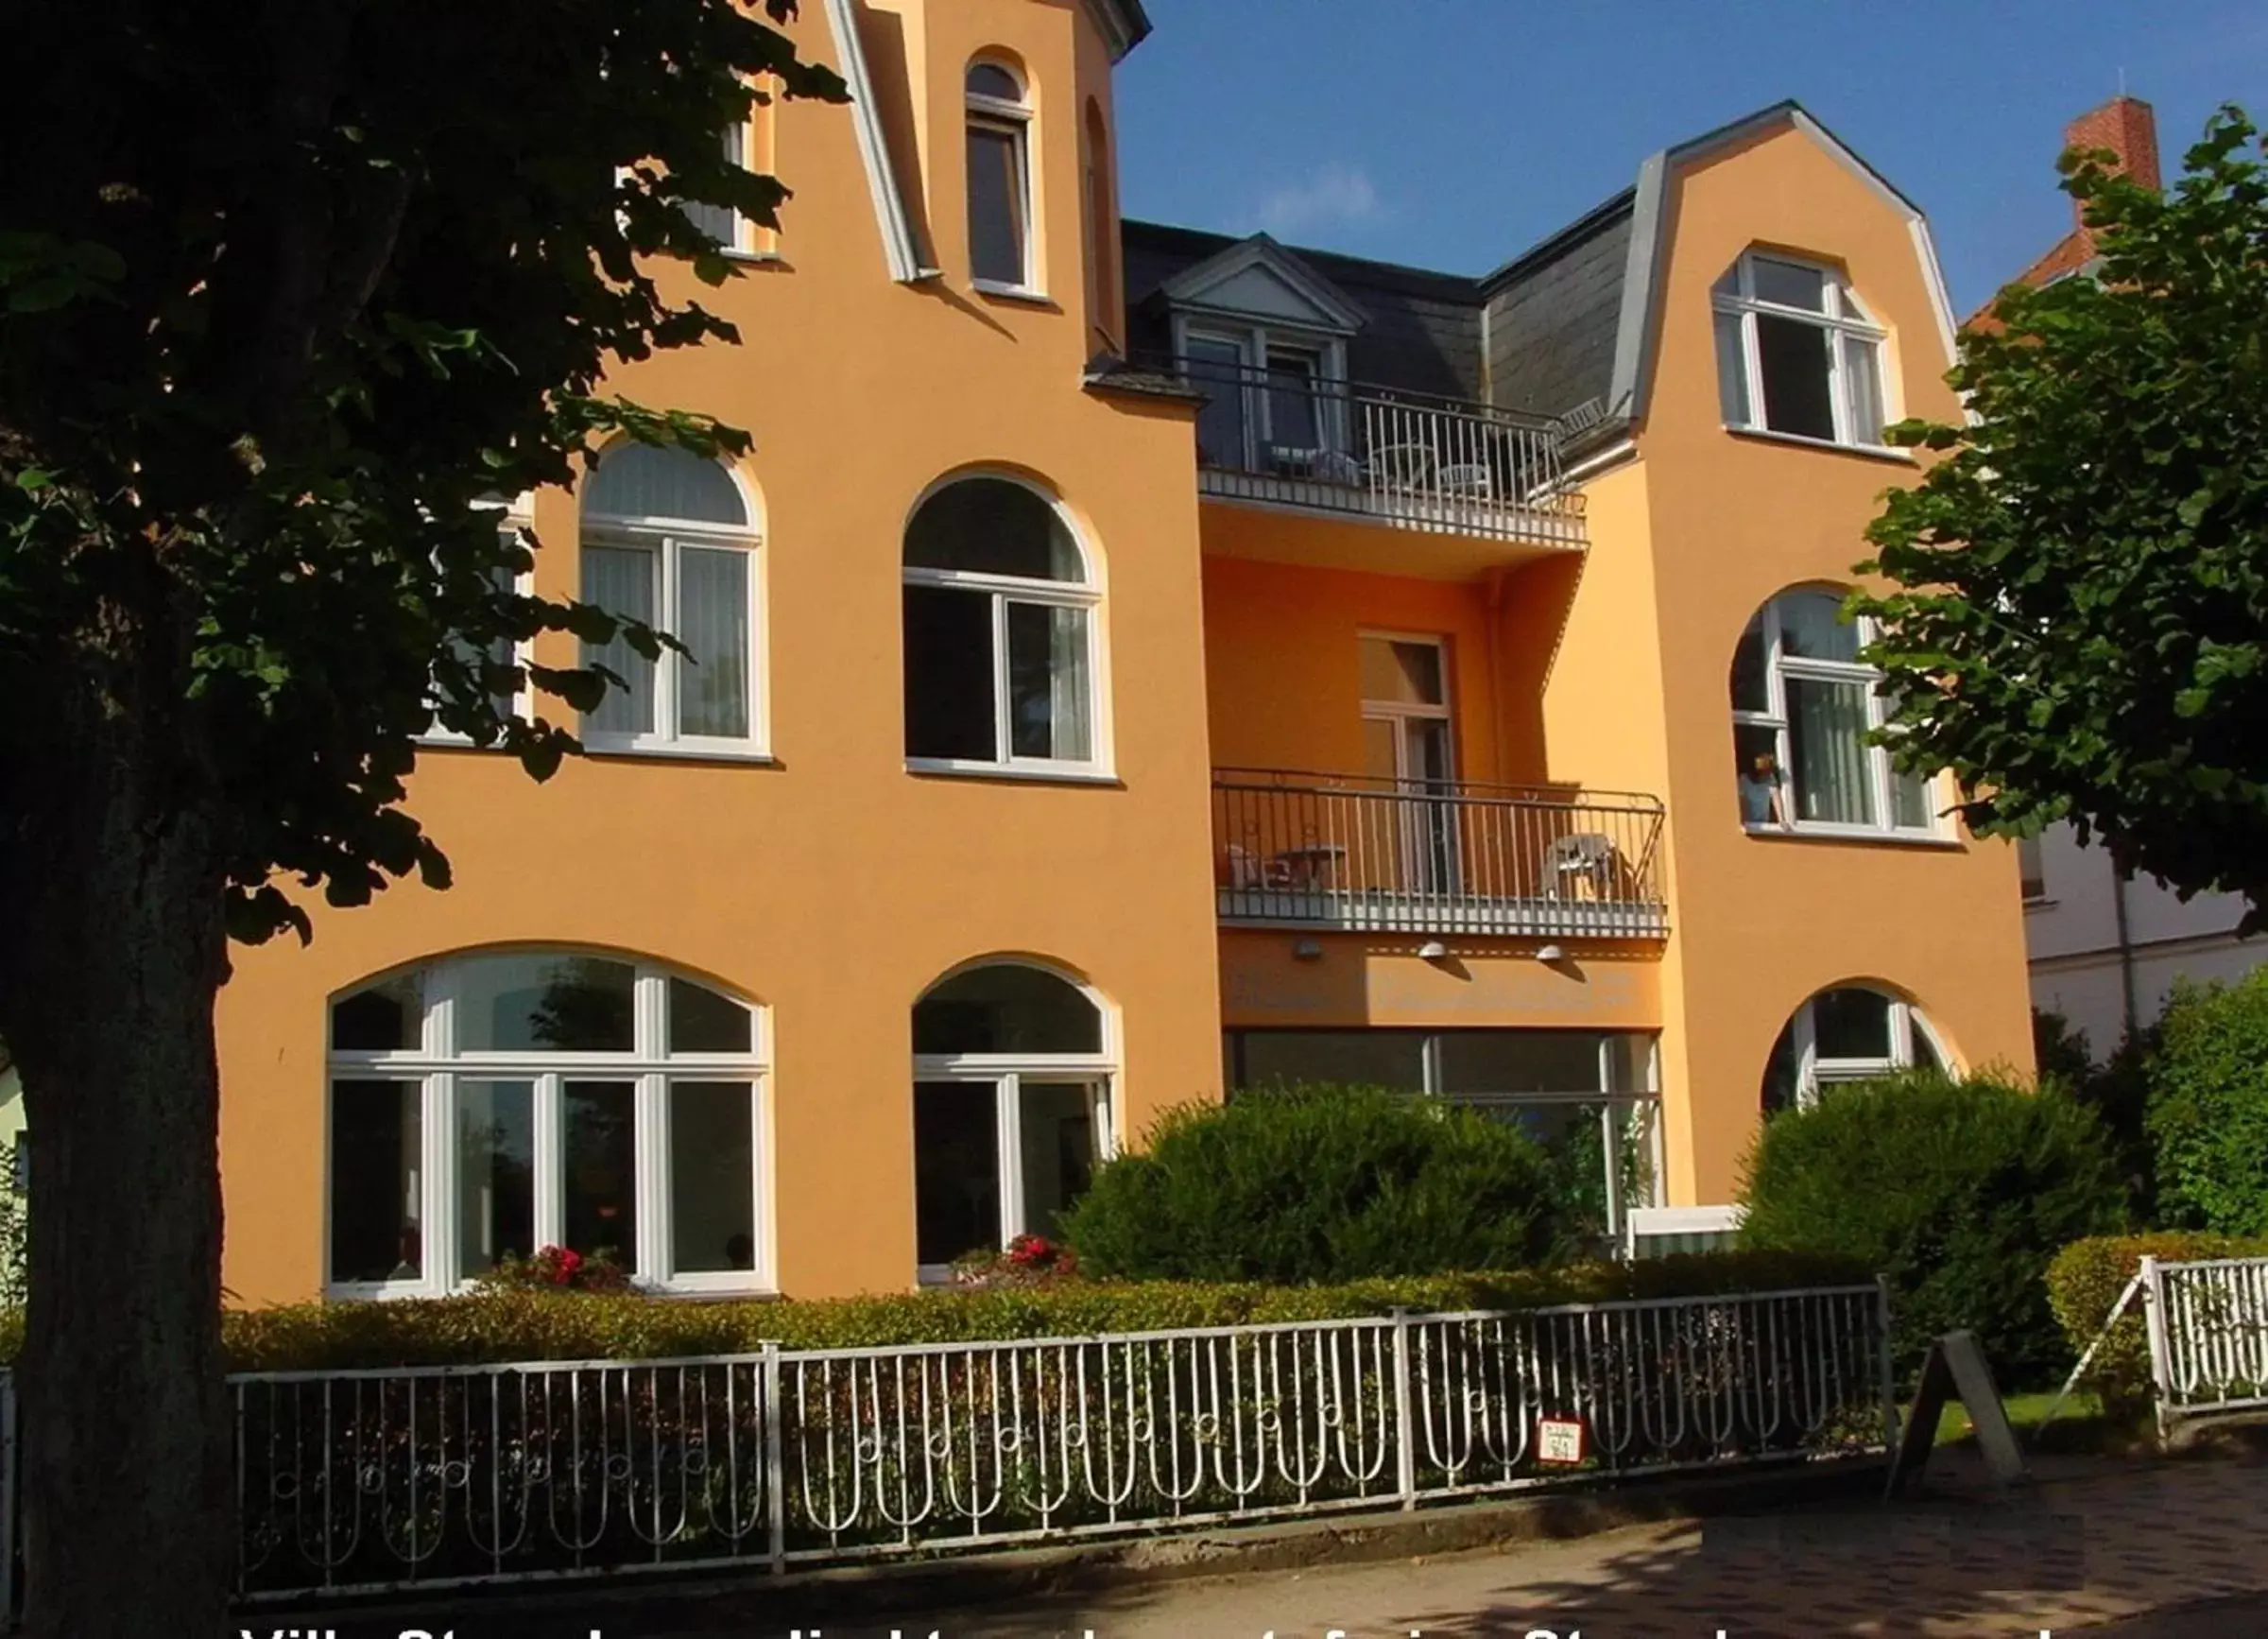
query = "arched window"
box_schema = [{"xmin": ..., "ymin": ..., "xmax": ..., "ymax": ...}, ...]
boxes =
[
  {"xmin": 579, "ymin": 443, "xmax": 762, "ymax": 754},
  {"xmin": 1762, "ymin": 985, "xmax": 1947, "ymax": 1113},
  {"xmin": 326, "ymin": 951, "xmax": 768, "ymax": 1296},
  {"xmin": 902, "ymin": 474, "xmax": 1100, "ymax": 770},
  {"xmin": 1731, "ymin": 588, "xmax": 1935, "ymax": 837},
  {"xmin": 911, "ymin": 960, "xmax": 1112, "ymax": 1280},
  {"xmin": 1082, "ymin": 97, "xmax": 1118, "ymax": 344},
  {"xmin": 966, "ymin": 59, "xmax": 1034, "ymax": 291},
  {"xmin": 1711, "ymin": 250, "xmax": 1888, "ymax": 447}
]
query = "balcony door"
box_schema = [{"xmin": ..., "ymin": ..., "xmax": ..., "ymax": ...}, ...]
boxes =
[
  {"xmin": 1180, "ymin": 325, "xmax": 1349, "ymax": 479},
  {"xmin": 1360, "ymin": 635, "xmax": 1458, "ymax": 897}
]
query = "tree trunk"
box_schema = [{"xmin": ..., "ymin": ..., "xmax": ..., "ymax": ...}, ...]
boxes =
[{"xmin": 0, "ymin": 599, "xmax": 234, "ymax": 1634}]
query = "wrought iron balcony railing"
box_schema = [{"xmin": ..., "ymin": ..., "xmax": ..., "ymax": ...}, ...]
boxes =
[
  {"xmin": 1214, "ymin": 768, "xmax": 1667, "ymax": 938},
  {"xmin": 1147, "ymin": 354, "xmax": 1586, "ymax": 547}
]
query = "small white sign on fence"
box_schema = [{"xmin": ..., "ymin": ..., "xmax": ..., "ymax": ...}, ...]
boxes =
[{"xmin": 1538, "ymin": 1417, "xmax": 1587, "ymax": 1465}]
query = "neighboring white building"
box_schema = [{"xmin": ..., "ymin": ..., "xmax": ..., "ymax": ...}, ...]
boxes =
[
  {"xmin": 2021, "ymin": 827, "xmax": 2263, "ymax": 1057},
  {"xmin": 1991, "ymin": 95, "xmax": 2268, "ymax": 1057}
]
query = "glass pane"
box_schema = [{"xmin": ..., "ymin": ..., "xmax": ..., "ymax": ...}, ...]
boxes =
[
  {"xmin": 904, "ymin": 478, "xmax": 1082, "ymax": 580},
  {"xmin": 966, "ymin": 62, "xmax": 1022, "ymax": 101},
  {"xmin": 1812, "ymin": 988, "xmax": 1894, "ymax": 1060},
  {"xmin": 1019, "ymin": 1081, "xmax": 1099, "ymax": 1237},
  {"xmin": 1776, "ymin": 591, "xmax": 1860, "ymax": 663},
  {"xmin": 903, "ymin": 583, "xmax": 998, "ymax": 760},
  {"xmin": 1756, "ymin": 315, "xmax": 1836, "ymax": 440},
  {"xmin": 670, "ymin": 1080, "xmax": 756, "ymax": 1274},
  {"xmin": 1786, "ymin": 677, "xmax": 1874, "ymax": 825},
  {"xmin": 563, "ymin": 1079, "xmax": 637, "ymax": 1264},
  {"xmin": 1713, "ymin": 307, "xmax": 1751, "ymax": 425},
  {"xmin": 582, "ymin": 444, "xmax": 747, "ymax": 527},
  {"xmin": 1266, "ymin": 352, "xmax": 1321, "ymax": 452},
  {"xmin": 1750, "ymin": 257, "xmax": 1828, "ymax": 311},
  {"xmin": 677, "ymin": 545, "xmax": 751, "ymax": 739},
  {"xmin": 1729, "ymin": 612, "xmax": 1769, "ymax": 711},
  {"xmin": 1842, "ymin": 332, "xmax": 1885, "ymax": 444},
  {"xmin": 1735, "ymin": 720, "xmax": 1785, "ymax": 825},
  {"xmin": 914, "ymin": 964, "xmax": 1101, "ymax": 1055},
  {"xmin": 1359, "ymin": 636, "xmax": 1445, "ymax": 706},
  {"xmin": 333, "ymin": 973, "xmax": 421, "ymax": 1052},
  {"xmin": 1006, "ymin": 602, "xmax": 1091, "ymax": 761},
  {"xmin": 456, "ymin": 1079, "xmax": 535, "ymax": 1278},
  {"xmin": 1360, "ymin": 714, "xmax": 1399, "ymax": 781},
  {"xmin": 1911, "ymin": 1017, "xmax": 1945, "ymax": 1073},
  {"xmin": 2018, "ymin": 835, "xmax": 2048, "ymax": 901},
  {"xmin": 1185, "ymin": 337, "xmax": 1250, "ymax": 469},
  {"xmin": 684, "ymin": 124, "xmax": 745, "ymax": 249},
  {"xmin": 455, "ymin": 954, "xmax": 636, "ymax": 1053},
  {"xmin": 916, "ymin": 1079, "xmax": 1000, "ymax": 1266},
  {"xmin": 330, "ymin": 1079, "xmax": 421, "ymax": 1284},
  {"xmin": 1437, "ymin": 1031, "xmax": 1606, "ymax": 1095},
  {"xmin": 669, "ymin": 976, "xmax": 752, "ymax": 1054},
  {"xmin": 968, "ymin": 122, "xmax": 1028, "ymax": 286},
  {"xmin": 1761, "ymin": 1022, "xmax": 1800, "ymax": 1114},
  {"xmin": 1604, "ymin": 1034, "xmax": 1654, "ymax": 1094},
  {"xmin": 1232, "ymin": 1030, "xmax": 1426, "ymax": 1093},
  {"xmin": 582, "ymin": 544, "xmax": 658, "ymax": 735},
  {"xmin": 1891, "ymin": 762, "xmax": 1933, "ymax": 831}
]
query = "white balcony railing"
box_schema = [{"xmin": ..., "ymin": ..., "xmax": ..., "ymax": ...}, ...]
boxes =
[
  {"xmin": 1214, "ymin": 768, "xmax": 1668, "ymax": 938},
  {"xmin": 1160, "ymin": 354, "xmax": 1586, "ymax": 547}
]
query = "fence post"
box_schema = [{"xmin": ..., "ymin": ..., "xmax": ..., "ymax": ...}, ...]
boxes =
[
  {"xmin": 2139, "ymin": 1255, "xmax": 2175, "ymax": 1444},
  {"xmin": 763, "ymin": 1343, "xmax": 787, "ymax": 1572},
  {"xmin": 1390, "ymin": 1308, "xmax": 1417, "ymax": 1510},
  {"xmin": 1874, "ymin": 1276, "xmax": 1900, "ymax": 1454}
]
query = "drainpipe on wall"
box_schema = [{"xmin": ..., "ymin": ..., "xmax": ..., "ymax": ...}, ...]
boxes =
[{"xmin": 2112, "ymin": 863, "xmax": 2140, "ymax": 1044}]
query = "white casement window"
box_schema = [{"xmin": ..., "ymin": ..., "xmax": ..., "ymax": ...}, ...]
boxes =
[
  {"xmin": 1763, "ymin": 986, "xmax": 1948, "ymax": 1113},
  {"xmin": 685, "ymin": 120, "xmax": 753, "ymax": 254},
  {"xmin": 1175, "ymin": 320, "xmax": 1351, "ymax": 479},
  {"xmin": 902, "ymin": 474, "xmax": 1103, "ymax": 775},
  {"xmin": 1711, "ymin": 252, "xmax": 1890, "ymax": 449},
  {"xmin": 578, "ymin": 443, "xmax": 764, "ymax": 758},
  {"xmin": 424, "ymin": 492, "xmax": 535, "ymax": 745},
  {"xmin": 1731, "ymin": 588, "xmax": 1938, "ymax": 839},
  {"xmin": 326, "ymin": 951, "xmax": 771, "ymax": 1298},
  {"xmin": 911, "ymin": 961, "xmax": 1114, "ymax": 1283},
  {"xmin": 966, "ymin": 60, "xmax": 1035, "ymax": 293}
]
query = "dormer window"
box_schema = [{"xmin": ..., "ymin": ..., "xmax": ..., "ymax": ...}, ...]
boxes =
[
  {"xmin": 1711, "ymin": 253, "xmax": 1888, "ymax": 448},
  {"xmin": 966, "ymin": 60, "xmax": 1034, "ymax": 293}
]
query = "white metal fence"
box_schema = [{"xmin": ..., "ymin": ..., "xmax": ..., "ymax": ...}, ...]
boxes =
[
  {"xmin": 169, "ymin": 1285, "xmax": 1893, "ymax": 1600},
  {"xmin": 2144, "ymin": 1254, "xmax": 2268, "ymax": 1429}
]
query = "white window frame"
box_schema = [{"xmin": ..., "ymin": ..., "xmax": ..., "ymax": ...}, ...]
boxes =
[
  {"xmin": 324, "ymin": 955, "xmax": 774, "ymax": 1300},
  {"xmin": 578, "ymin": 477, "xmax": 767, "ymax": 761},
  {"xmin": 913, "ymin": 961, "xmax": 1117, "ymax": 1285},
  {"xmin": 1735, "ymin": 593, "xmax": 1942, "ymax": 841},
  {"xmin": 966, "ymin": 60, "xmax": 1038, "ymax": 298},
  {"xmin": 1171, "ymin": 315, "xmax": 1351, "ymax": 474},
  {"xmin": 1712, "ymin": 251, "xmax": 1893, "ymax": 450},
  {"xmin": 902, "ymin": 474, "xmax": 1108, "ymax": 779},
  {"xmin": 421, "ymin": 494, "xmax": 535, "ymax": 748},
  {"xmin": 1780, "ymin": 990, "xmax": 1949, "ymax": 1111}
]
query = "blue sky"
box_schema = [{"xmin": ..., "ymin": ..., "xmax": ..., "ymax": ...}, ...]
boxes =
[{"xmin": 1113, "ymin": 0, "xmax": 2265, "ymax": 316}]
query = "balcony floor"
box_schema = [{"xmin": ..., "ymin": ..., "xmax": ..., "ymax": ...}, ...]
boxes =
[{"xmin": 1217, "ymin": 886, "xmax": 1669, "ymax": 940}]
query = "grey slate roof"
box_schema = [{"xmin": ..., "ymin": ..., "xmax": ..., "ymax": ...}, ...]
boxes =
[{"xmin": 1479, "ymin": 190, "xmax": 1635, "ymax": 423}]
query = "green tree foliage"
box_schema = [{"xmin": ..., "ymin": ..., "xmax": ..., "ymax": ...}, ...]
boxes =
[
  {"xmin": 2034, "ymin": 1007, "xmax": 2161, "ymax": 1219},
  {"xmin": 2144, "ymin": 970, "xmax": 2268, "ymax": 1234},
  {"xmin": 0, "ymin": 6, "xmax": 841, "ymax": 1630},
  {"xmin": 1061, "ymin": 1086, "xmax": 1562, "ymax": 1284},
  {"xmin": 1853, "ymin": 109, "xmax": 2268, "ymax": 921},
  {"xmin": 1739, "ymin": 1070, "xmax": 2129, "ymax": 1385}
]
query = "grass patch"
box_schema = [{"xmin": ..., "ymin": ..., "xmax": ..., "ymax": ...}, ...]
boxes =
[{"xmin": 1922, "ymin": 1387, "xmax": 2149, "ymax": 1456}]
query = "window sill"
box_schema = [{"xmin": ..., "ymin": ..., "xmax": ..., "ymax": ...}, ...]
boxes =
[
  {"xmin": 582, "ymin": 740, "xmax": 779, "ymax": 768},
  {"xmin": 906, "ymin": 757, "xmax": 1122, "ymax": 788},
  {"xmin": 1743, "ymin": 821, "xmax": 1961, "ymax": 850},
  {"xmin": 1723, "ymin": 425, "xmax": 1917, "ymax": 465},
  {"xmin": 973, "ymin": 281, "xmax": 1057, "ymax": 309}
]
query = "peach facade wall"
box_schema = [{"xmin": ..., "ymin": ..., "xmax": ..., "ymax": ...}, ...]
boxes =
[
  {"xmin": 215, "ymin": 0, "xmax": 1224, "ymax": 1306},
  {"xmin": 1627, "ymin": 124, "xmax": 2036, "ymax": 1203}
]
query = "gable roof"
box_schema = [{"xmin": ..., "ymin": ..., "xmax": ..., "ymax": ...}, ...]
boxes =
[{"xmin": 1156, "ymin": 233, "xmax": 1369, "ymax": 333}]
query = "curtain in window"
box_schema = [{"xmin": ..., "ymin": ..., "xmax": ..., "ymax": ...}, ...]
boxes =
[
  {"xmin": 676, "ymin": 545, "xmax": 749, "ymax": 738},
  {"xmin": 1006, "ymin": 601, "xmax": 1091, "ymax": 762},
  {"xmin": 582, "ymin": 544, "xmax": 657, "ymax": 734},
  {"xmin": 1840, "ymin": 332, "xmax": 1885, "ymax": 444},
  {"xmin": 1786, "ymin": 677, "xmax": 1872, "ymax": 824}
]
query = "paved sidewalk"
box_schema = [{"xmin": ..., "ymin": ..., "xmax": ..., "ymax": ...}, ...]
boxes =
[{"xmin": 677, "ymin": 1451, "xmax": 2268, "ymax": 1638}]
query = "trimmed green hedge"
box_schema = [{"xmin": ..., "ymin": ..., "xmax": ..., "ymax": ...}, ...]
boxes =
[
  {"xmin": 2045, "ymin": 1231, "xmax": 2268, "ymax": 1420},
  {"xmin": 1739, "ymin": 1069, "xmax": 2129, "ymax": 1387},
  {"xmin": 2147, "ymin": 972, "xmax": 2268, "ymax": 1234},
  {"xmin": 0, "ymin": 1251, "xmax": 1869, "ymax": 1374}
]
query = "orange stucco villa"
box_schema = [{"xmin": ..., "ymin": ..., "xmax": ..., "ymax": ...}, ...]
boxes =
[{"xmin": 215, "ymin": 0, "xmax": 2033, "ymax": 1305}]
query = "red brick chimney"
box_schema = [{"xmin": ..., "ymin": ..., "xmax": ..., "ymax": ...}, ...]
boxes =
[{"xmin": 2062, "ymin": 95, "xmax": 2160, "ymax": 228}]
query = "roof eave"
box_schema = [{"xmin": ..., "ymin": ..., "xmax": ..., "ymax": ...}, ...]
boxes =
[{"xmin": 1085, "ymin": 0, "xmax": 1153, "ymax": 62}]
